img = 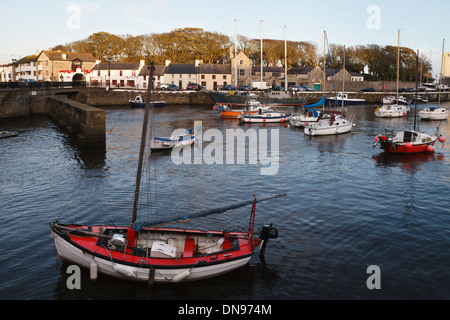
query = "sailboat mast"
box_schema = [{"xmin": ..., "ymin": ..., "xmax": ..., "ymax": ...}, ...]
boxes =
[
  {"xmin": 414, "ymin": 50, "xmax": 419, "ymax": 131},
  {"xmin": 323, "ymin": 31, "xmax": 326, "ymax": 94},
  {"xmin": 285, "ymin": 25, "xmax": 287, "ymax": 92},
  {"xmin": 397, "ymin": 29, "xmax": 400, "ymax": 102},
  {"xmin": 260, "ymin": 20, "xmax": 263, "ymax": 86},
  {"xmin": 131, "ymin": 62, "xmax": 155, "ymax": 225},
  {"xmin": 342, "ymin": 45, "xmax": 345, "ymax": 109},
  {"xmin": 438, "ymin": 39, "xmax": 445, "ymax": 107}
]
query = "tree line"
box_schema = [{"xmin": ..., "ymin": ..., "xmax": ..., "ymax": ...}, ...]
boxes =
[{"xmin": 52, "ymin": 28, "xmax": 433, "ymax": 82}]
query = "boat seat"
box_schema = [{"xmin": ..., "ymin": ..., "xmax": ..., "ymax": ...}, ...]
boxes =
[{"xmin": 183, "ymin": 236, "xmax": 195, "ymax": 258}]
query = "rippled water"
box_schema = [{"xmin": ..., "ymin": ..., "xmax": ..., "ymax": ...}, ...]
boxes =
[{"xmin": 0, "ymin": 102, "xmax": 449, "ymax": 300}]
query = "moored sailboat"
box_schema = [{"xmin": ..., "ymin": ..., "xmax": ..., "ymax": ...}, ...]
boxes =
[
  {"xmin": 374, "ymin": 50, "xmax": 446, "ymax": 154},
  {"xmin": 50, "ymin": 63, "xmax": 280, "ymax": 283}
]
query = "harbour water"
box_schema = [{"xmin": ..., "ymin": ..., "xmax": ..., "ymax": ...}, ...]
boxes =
[{"xmin": 0, "ymin": 102, "xmax": 449, "ymax": 300}]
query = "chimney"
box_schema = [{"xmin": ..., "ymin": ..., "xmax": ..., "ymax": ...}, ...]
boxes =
[
  {"xmin": 195, "ymin": 59, "xmax": 201, "ymax": 67},
  {"xmin": 165, "ymin": 59, "xmax": 171, "ymax": 66}
]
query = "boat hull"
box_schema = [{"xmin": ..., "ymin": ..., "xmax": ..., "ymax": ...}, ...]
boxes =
[
  {"xmin": 51, "ymin": 224, "xmax": 259, "ymax": 283},
  {"xmin": 380, "ymin": 140, "xmax": 436, "ymax": 154},
  {"xmin": 326, "ymin": 98, "xmax": 365, "ymax": 105},
  {"xmin": 304, "ymin": 122, "xmax": 353, "ymax": 136},
  {"xmin": 238, "ymin": 114, "xmax": 291, "ymax": 123},
  {"xmin": 130, "ymin": 101, "xmax": 165, "ymax": 108},
  {"xmin": 418, "ymin": 108, "xmax": 449, "ymax": 120}
]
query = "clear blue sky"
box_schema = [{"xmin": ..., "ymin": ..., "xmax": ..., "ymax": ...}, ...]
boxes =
[{"xmin": 1, "ymin": 0, "xmax": 448, "ymax": 78}]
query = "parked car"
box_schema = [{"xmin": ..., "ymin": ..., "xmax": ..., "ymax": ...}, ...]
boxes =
[
  {"xmin": 222, "ymin": 84, "xmax": 236, "ymax": 91},
  {"xmin": 301, "ymin": 85, "xmax": 314, "ymax": 91},
  {"xmin": 159, "ymin": 83, "xmax": 171, "ymax": 90},
  {"xmin": 289, "ymin": 85, "xmax": 305, "ymax": 92},
  {"xmin": 399, "ymin": 87, "xmax": 414, "ymax": 92},
  {"xmin": 167, "ymin": 84, "xmax": 179, "ymax": 91},
  {"xmin": 186, "ymin": 83, "xmax": 202, "ymax": 91},
  {"xmin": 272, "ymin": 85, "xmax": 285, "ymax": 91},
  {"xmin": 239, "ymin": 85, "xmax": 252, "ymax": 91},
  {"xmin": 361, "ymin": 87, "xmax": 376, "ymax": 92}
]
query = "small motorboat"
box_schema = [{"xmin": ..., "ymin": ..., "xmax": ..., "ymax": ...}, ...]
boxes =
[
  {"xmin": 238, "ymin": 111, "xmax": 291, "ymax": 124},
  {"xmin": 150, "ymin": 129, "xmax": 196, "ymax": 151},
  {"xmin": 326, "ymin": 94, "xmax": 365, "ymax": 105},
  {"xmin": 374, "ymin": 130, "xmax": 444, "ymax": 154},
  {"xmin": 418, "ymin": 106, "xmax": 449, "ymax": 121},
  {"xmin": 382, "ymin": 96, "xmax": 409, "ymax": 105},
  {"xmin": 214, "ymin": 100, "xmax": 272, "ymax": 119},
  {"xmin": 130, "ymin": 95, "xmax": 165, "ymax": 108},
  {"xmin": 375, "ymin": 104, "xmax": 410, "ymax": 118},
  {"xmin": 0, "ymin": 130, "xmax": 18, "ymax": 139}
]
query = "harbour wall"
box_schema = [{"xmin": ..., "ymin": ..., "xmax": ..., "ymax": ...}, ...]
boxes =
[{"xmin": 47, "ymin": 95, "xmax": 105, "ymax": 146}]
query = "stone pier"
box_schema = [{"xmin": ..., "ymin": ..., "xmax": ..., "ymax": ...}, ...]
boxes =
[{"xmin": 47, "ymin": 95, "xmax": 105, "ymax": 146}]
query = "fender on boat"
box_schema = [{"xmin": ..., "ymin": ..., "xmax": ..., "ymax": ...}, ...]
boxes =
[
  {"xmin": 172, "ymin": 270, "xmax": 190, "ymax": 283},
  {"xmin": 114, "ymin": 265, "xmax": 136, "ymax": 278},
  {"xmin": 90, "ymin": 259, "xmax": 98, "ymax": 281}
]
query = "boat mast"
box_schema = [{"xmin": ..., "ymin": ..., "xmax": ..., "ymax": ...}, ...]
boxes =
[
  {"xmin": 234, "ymin": 19, "xmax": 238, "ymax": 89},
  {"xmin": 323, "ymin": 31, "xmax": 326, "ymax": 95},
  {"xmin": 285, "ymin": 25, "xmax": 287, "ymax": 92},
  {"xmin": 414, "ymin": 50, "xmax": 419, "ymax": 131},
  {"xmin": 131, "ymin": 62, "xmax": 155, "ymax": 225},
  {"xmin": 260, "ymin": 20, "xmax": 263, "ymax": 86},
  {"xmin": 342, "ymin": 45, "xmax": 345, "ymax": 109},
  {"xmin": 438, "ymin": 39, "xmax": 445, "ymax": 107},
  {"xmin": 396, "ymin": 29, "xmax": 400, "ymax": 103}
]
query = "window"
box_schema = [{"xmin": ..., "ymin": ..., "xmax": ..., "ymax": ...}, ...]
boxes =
[
  {"xmin": 212, "ymin": 75, "xmax": 216, "ymax": 79},
  {"xmin": 171, "ymin": 74, "xmax": 174, "ymax": 78},
  {"xmin": 45, "ymin": 60, "xmax": 48, "ymax": 66},
  {"xmin": 239, "ymin": 60, "xmax": 244, "ymax": 65},
  {"xmin": 223, "ymin": 75, "xmax": 226, "ymax": 80},
  {"xmin": 98, "ymin": 71, "xmax": 100, "ymax": 76},
  {"xmin": 179, "ymin": 74, "xmax": 182, "ymax": 78},
  {"xmin": 273, "ymin": 72, "xmax": 280, "ymax": 77},
  {"xmin": 120, "ymin": 71, "xmax": 123, "ymax": 76},
  {"xmin": 201, "ymin": 75, "xmax": 205, "ymax": 79},
  {"xmin": 238, "ymin": 69, "xmax": 245, "ymax": 76}
]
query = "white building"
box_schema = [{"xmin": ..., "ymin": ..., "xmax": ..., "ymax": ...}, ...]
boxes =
[
  {"xmin": 16, "ymin": 53, "xmax": 39, "ymax": 81},
  {"xmin": 163, "ymin": 61, "xmax": 197, "ymax": 90},
  {"xmin": 86, "ymin": 60, "xmax": 145, "ymax": 88},
  {"xmin": 0, "ymin": 64, "xmax": 16, "ymax": 82},
  {"xmin": 137, "ymin": 64, "xmax": 165, "ymax": 89}
]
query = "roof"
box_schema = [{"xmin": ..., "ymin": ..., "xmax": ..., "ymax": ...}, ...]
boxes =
[
  {"xmin": 164, "ymin": 63, "xmax": 196, "ymax": 74},
  {"xmin": 287, "ymin": 66, "xmax": 317, "ymax": 75},
  {"xmin": 196, "ymin": 64, "xmax": 230, "ymax": 74},
  {"xmin": 138, "ymin": 65, "xmax": 165, "ymax": 76},
  {"xmin": 325, "ymin": 68, "xmax": 345, "ymax": 76},
  {"xmin": 93, "ymin": 62, "xmax": 141, "ymax": 71},
  {"xmin": 17, "ymin": 54, "xmax": 38, "ymax": 64},
  {"xmin": 40, "ymin": 50, "xmax": 96, "ymax": 62},
  {"xmin": 252, "ymin": 66, "xmax": 285, "ymax": 73},
  {"xmin": 350, "ymin": 72, "xmax": 364, "ymax": 77}
]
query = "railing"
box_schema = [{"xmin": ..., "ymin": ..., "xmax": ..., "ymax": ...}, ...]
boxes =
[{"xmin": 0, "ymin": 81, "xmax": 87, "ymax": 89}]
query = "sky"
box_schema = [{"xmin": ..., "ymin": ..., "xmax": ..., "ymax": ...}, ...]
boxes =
[{"xmin": 0, "ymin": 0, "xmax": 449, "ymax": 78}]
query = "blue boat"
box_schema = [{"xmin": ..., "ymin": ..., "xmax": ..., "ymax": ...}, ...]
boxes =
[{"xmin": 130, "ymin": 95, "xmax": 165, "ymax": 108}]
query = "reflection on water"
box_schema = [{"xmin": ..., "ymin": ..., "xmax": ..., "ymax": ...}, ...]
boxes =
[{"xmin": 0, "ymin": 103, "xmax": 449, "ymax": 300}]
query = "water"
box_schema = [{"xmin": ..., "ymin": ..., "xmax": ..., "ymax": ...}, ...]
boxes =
[{"xmin": 0, "ymin": 102, "xmax": 449, "ymax": 300}]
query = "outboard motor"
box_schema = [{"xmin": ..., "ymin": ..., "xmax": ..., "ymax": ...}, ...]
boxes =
[{"xmin": 258, "ymin": 223, "xmax": 278, "ymax": 256}]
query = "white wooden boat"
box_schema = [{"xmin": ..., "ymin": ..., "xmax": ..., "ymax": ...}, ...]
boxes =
[
  {"xmin": 419, "ymin": 106, "xmax": 449, "ymax": 120},
  {"xmin": 238, "ymin": 111, "xmax": 291, "ymax": 123},
  {"xmin": 150, "ymin": 129, "xmax": 195, "ymax": 150},
  {"xmin": 290, "ymin": 97, "xmax": 324, "ymax": 127}
]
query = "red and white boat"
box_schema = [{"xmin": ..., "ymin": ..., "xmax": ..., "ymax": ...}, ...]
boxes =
[
  {"xmin": 374, "ymin": 130, "xmax": 445, "ymax": 154},
  {"xmin": 50, "ymin": 64, "xmax": 279, "ymax": 283},
  {"xmin": 374, "ymin": 50, "xmax": 446, "ymax": 154}
]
